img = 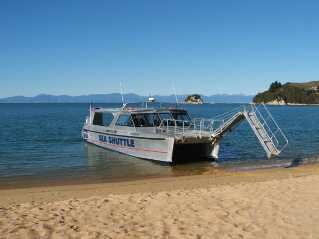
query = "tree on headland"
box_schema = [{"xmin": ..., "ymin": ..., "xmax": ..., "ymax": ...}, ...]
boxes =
[
  {"xmin": 269, "ymin": 81, "xmax": 282, "ymax": 92},
  {"xmin": 253, "ymin": 81, "xmax": 319, "ymax": 104}
]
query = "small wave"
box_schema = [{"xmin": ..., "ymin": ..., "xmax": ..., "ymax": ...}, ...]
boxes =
[{"xmin": 222, "ymin": 156, "xmax": 319, "ymax": 172}]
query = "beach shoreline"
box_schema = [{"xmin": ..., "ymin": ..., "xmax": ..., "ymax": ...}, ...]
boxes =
[
  {"xmin": 1, "ymin": 163, "xmax": 319, "ymax": 238},
  {"xmin": 1, "ymin": 163, "xmax": 319, "ymax": 206}
]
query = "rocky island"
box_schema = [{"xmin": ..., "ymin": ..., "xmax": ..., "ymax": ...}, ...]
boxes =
[
  {"xmin": 254, "ymin": 81, "xmax": 319, "ymax": 105},
  {"xmin": 184, "ymin": 94, "xmax": 204, "ymax": 104}
]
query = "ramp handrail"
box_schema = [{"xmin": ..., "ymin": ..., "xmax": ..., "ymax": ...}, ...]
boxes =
[
  {"xmin": 245, "ymin": 103, "xmax": 288, "ymax": 154},
  {"xmin": 213, "ymin": 112, "xmax": 245, "ymax": 136}
]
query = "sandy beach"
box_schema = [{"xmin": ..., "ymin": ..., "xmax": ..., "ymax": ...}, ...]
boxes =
[{"xmin": 1, "ymin": 164, "xmax": 319, "ymax": 239}]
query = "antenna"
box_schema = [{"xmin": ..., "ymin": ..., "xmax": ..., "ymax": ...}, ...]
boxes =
[
  {"xmin": 172, "ymin": 81, "xmax": 179, "ymax": 105},
  {"xmin": 89, "ymin": 103, "xmax": 92, "ymax": 123},
  {"xmin": 120, "ymin": 82, "xmax": 125, "ymax": 107}
]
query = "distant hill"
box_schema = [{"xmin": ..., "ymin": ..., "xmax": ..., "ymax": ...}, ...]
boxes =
[
  {"xmin": 0, "ymin": 93, "xmax": 253, "ymax": 103},
  {"xmin": 254, "ymin": 81, "xmax": 319, "ymax": 104},
  {"xmin": 184, "ymin": 94, "xmax": 204, "ymax": 104}
]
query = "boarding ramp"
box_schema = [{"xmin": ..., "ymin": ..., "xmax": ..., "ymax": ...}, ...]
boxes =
[
  {"xmin": 157, "ymin": 104, "xmax": 288, "ymax": 158},
  {"xmin": 243, "ymin": 104, "xmax": 288, "ymax": 158},
  {"xmin": 211, "ymin": 104, "xmax": 288, "ymax": 158}
]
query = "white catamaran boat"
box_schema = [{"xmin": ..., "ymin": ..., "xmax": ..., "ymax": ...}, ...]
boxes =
[{"xmin": 82, "ymin": 103, "xmax": 288, "ymax": 163}]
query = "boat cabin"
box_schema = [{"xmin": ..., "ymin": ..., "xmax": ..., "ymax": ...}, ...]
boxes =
[{"xmin": 89, "ymin": 107, "xmax": 191, "ymax": 130}]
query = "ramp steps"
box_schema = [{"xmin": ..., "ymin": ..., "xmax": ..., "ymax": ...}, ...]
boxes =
[{"xmin": 244, "ymin": 111, "xmax": 280, "ymax": 158}]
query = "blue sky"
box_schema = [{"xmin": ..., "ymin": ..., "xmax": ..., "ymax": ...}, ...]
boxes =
[{"xmin": 1, "ymin": 0, "xmax": 319, "ymax": 97}]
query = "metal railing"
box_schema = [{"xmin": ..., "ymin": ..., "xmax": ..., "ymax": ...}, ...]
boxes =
[
  {"xmin": 157, "ymin": 104, "xmax": 287, "ymax": 145},
  {"xmin": 156, "ymin": 111, "xmax": 245, "ymax": 138},
  {"xmin": 156, "ymin": 106, "xmax": 247, "ymax": 138},
  {"xmin": 157, "ymin": 118, "xmax": 218, "ymax": 137},
  {"xmin": 157, "ymin": 119, "xmax": 202, "ymax": 137},
  {"xmin": 245, "ymin": 103, "xmax": 289, "ymax": 154}
]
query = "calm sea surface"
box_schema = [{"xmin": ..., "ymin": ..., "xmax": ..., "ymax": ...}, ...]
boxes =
[{"xmin": 0, "ymin": 103, "xmax": 319, "ymax": 187}]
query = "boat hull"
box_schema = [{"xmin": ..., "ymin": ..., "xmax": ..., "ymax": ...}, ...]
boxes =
[
  {"xmin": 82, "ymin": 129, "xmax": 175, "ymax": 163},
  {"xmin": 172, "ymin": 143, "xmax": 216, "ymax": 162}
]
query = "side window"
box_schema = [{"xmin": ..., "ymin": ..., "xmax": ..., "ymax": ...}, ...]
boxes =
[
  {"xmin": 172, "ymin": 112, "xmax": 191, "ymax": 121},
  {"xmin": 132, "ymin": 114, "xmax": 160, "ymax": 127},
  {"xmin": 132, "ymin": 114, "xmax": 145, "ymax": 127},
  {"xmin": 159, "ymin": 113, "xmax": 173, "ymax": 120},
  {"xmin": 159, "ymin": 112, "xmax": 175, "ymax": 126},
  {"xmin": 144, "ymin": 113, "xmax": 161, "ymax": 127},
  {"xmin": 93, "ymin": 112, "xmax": 103, "ymax": 126},
  {"xmin": 116, "ymin": 115, "xmax": 133, "ymax": 127},
  {"xmin": 93, "ymin": 112, "xmax": 114, "ymax": 126},
  {"xmin": 102, "ymin": 113, "xmax": 114, "ymax": 126},
  {"xmin": 153, "ymin": 114, "xmax": 161, "ymax": 126}
]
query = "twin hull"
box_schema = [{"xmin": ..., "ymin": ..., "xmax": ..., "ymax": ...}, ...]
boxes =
[{"xmin": 82, "ymin": 128, "xmax": 217, "ymax": 163}]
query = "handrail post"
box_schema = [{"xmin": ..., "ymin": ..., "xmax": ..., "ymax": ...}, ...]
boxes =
[
  {"xmin": 174, "ymin": 120, "xmax": 177, "ymax": 135},
  {"xmin": 183, "ymin": 121, "xmax": 185, "ymax": 136}
]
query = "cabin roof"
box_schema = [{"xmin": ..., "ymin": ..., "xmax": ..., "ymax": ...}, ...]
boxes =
[{"xmin": 92, "ymin": 107, "xmax": 187, "ymax": 114}]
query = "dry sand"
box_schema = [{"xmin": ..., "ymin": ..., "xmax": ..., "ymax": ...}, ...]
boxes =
[{"xmin": 1, "ymin": 164, "xmax": 319, "ymax": 239}]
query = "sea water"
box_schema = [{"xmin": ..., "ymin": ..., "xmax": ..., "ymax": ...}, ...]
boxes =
[{"xmin": 0, "ymin": 103, "xmax": 318, "ymax": 187}]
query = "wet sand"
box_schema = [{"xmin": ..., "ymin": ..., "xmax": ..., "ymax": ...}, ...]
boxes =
[{"xmin": 1, "ymin": 164, "xmax": 319, "ymax": 238}]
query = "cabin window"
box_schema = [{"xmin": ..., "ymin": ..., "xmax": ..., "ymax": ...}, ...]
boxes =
[
  {"xmin": 159, "ymin": 113, "xmax": 173, "ymax": 120},
  {"xmin": 159, "ymin": 112, "xmax": 183, "ymax": 126},
  {"xmin": 93, "ymin": 112, "xmax": 103, "ymax": 126},
  {"xmin": 102, "ymin": 113, "xmax": 114, "ymax": 126},
  {"xmin": 145, "ymin": 113, "xmax": 161, "ymax": 127},
  {"xmin": 132, "ymin": 113, "xmax": 161, "ymax": 127},
  {"xmin": 93, "ymin": 112, "xmax": 114, "ymax": 126},
  {"xmin": 116, "ymin": 115, "xmax": 134, "ymax": 127},
  {"xmin": 171, "ymin": 112, "xmax": 191, "ymax": 121}
]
